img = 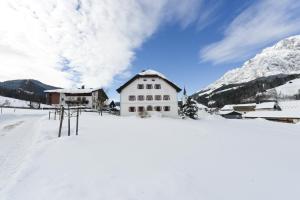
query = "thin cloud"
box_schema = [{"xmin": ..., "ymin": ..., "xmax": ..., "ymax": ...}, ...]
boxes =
[
  {"xmin": 0, "ymin": 0, "xmax": 201, "ymax": 88},
  {"xmin": 200, "ymin": 0, "xmax": 300, "ymax": 64},
  {"xmin": 196, "ymin": 0, "xmax": 223, "ymax": 31}
]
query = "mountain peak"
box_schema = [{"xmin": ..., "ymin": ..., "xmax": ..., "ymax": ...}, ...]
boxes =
[{"xmin": 204, "ymin": 35, "xmax": 300, "ymax": 92}]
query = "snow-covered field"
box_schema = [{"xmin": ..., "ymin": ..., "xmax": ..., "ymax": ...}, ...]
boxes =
[
  {"xmin": 274, "ymin": 78, "xmax": 300, "ymax": 96},
  {"xmin": 0, "ymin": 109, "xmax": 300, "ymax": 200},
  {"xmin": 0, "ymin": 95, "xmax": 53, "ymax": 108},
  {"xmin": 0, "ymin": 96, "xmax": 31, "ymax": 107}
]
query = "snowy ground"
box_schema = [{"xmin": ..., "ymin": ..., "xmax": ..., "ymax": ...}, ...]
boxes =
[
  {"xmin": 0, "ymin": 96, "xmax": 31, "ymax": 107},
  {"xmin": 274, "ymin": 78, "xmax": 300, "ymax": 96},
  {"xmin": 0, "ymin": 109, "xmax": 300, "ymax": 200},
  {"xmin": 0, "ymin": 95, "xmax": 52, "ymax": 108}
]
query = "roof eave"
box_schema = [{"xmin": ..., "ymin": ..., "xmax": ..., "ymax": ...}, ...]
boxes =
[{"xmin": 116, "ymin": 74, "xmax": 181, "ymax": 93}]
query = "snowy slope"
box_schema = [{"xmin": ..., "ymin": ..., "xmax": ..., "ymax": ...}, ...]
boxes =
[
  {"xmin": 1, "ymin": 111, "xmax": 300, "ymax": 200},
  {"xmin": 0, "ymin": 95, "xmax": 53, "ymax": 108},
  {"xmin": 0, "ymin": 96, "xmax": 30, "ymax": 107},
  {"xmin": 201, "ymin": 35, "xmax": 300, "ymax": 94},
  {"xmin": 272, "ymin": 78, "xmax": 300, "ymax": 96}
]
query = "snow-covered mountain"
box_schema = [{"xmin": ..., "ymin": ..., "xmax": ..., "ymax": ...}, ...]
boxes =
[
  {"xmin": 193, "ymin": 35, "xmax": 300, "ymax": 107},
  {"xmin": 205, "ymin": 35, "xmax": 300, "ymax": 93}
]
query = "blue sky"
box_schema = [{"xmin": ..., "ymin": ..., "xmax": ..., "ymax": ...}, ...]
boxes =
[{"xmin": 107, "ymin": 0, "xmax": 300, "ymax": 100}]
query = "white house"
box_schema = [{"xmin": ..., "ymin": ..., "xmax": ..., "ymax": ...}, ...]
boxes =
[
  {"xmin": 116, "ymin": 69, "xmax": 182, "ymax": 117},
  {"xmin": 45, "ymin": 87, "xmax": 108, "ymax": 109}
]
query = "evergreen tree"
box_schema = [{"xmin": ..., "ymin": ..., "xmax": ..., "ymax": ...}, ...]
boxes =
[
  {"xmin": 109, "ymin": 100, "xmax": 116, "ymax": 109},
  {"xmin": 181, "ymin": 97, "xmax": 198, "ymax": 119}
]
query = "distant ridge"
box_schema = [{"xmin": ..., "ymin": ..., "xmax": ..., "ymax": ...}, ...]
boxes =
[{"xmin": 0, "ymin": 79, "xmax": 60, "ymax": 103}]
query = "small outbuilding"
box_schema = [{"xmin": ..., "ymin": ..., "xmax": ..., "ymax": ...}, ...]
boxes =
[
  {"xmin": 255, "ymin": 102, "xmax": 281, "ymax": 111},
  {"xmin": 219, "ymin": 110, "xmax": 243, "ymax": 119},
  {"xmin": 220, "ymin": 103, "xmax": 256, "ymax": 113},
  {"xmin": 244, "ymin": 111, "xmax": 300, "ymax": 123}
]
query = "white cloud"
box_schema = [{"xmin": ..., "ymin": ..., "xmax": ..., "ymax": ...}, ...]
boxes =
[
  {"xmin": 0, "ymin": 0, "xmax": 201, "ymax": 88},
  {"xmin": 200, "ymin": 0, "xmax": 300, "ymax": 64}
]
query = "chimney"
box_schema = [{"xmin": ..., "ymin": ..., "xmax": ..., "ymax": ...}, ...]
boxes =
[{"xmin": 81, "ymin": 85, "xmax": 85, "ymax": 89}]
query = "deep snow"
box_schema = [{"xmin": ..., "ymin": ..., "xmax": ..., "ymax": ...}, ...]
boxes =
[{"xmin": 0, "ymin": 109, "xmax": 300, "ymax": 200}]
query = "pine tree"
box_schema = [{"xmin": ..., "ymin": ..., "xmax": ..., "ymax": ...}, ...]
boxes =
[
  {"xmin": 181, "ymin": 97, "xmax": 198, "ymax": 119},
  {"xmin": 109, "ymin": 100, "xmax": 116, "ymax": 109}
]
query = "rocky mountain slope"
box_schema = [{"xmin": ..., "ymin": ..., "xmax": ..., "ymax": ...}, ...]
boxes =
[{"xmin": 193, "ymin": 35, "xmax": 300, "ymax": 107}]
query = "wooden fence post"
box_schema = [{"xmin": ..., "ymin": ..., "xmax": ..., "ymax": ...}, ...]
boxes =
[
  {"xmin": 68, "ymin": 106, "xmax": 71, "ymax": 136},
  {"xmin": 76, "ymin": 108, "xmax": 79, "ymax": 135},
  {"xmin": 54, "ymin": 109, "xmax": 56, "ymax": 120},
  {"xmin": 58, "ymin": 106, "xmax": 64, "ymax": 137},
  {"xmin": 49, "ymin": 111, "xmax": 51, "ymax": 120}
]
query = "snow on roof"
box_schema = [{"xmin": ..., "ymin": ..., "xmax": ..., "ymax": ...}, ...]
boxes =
[
  {"xmin": 45, "ymin": 87, "xmax": 102, "ymax": 94},
  {"xmin": 255, "ymin": 102, "xmax": 276, "ymax": 109},
  {"xmin": 221, "ymin": 103, "xmax": 256, "ymax": 111},
  {"xmin": 219, "ymin": 110, "xmax": 242, "ymax": 115},
  {"xmin": 279, "ymin": 100, "xmax": 300, "ymax": 111},
  {"xmin": 117, "ymin": 69, "xmax": 181, "ymax": 93},
  {"xmin": 138, "ymin": 69, "xmax": 166, "ymax": 79},
  {"xmin": 244, "ymin": 111, "xmax": 300, "ymax": 119},
  {"xmin": 221, "ymin": 105, "xmax": 234, "ymax": 110}
]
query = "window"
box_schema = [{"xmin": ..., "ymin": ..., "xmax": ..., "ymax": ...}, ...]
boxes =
[
  {"xmin": 155, "ymin": 84, "xmax": 161, "ymax": 89},
  {"xmin": 137, "ymin": 84, "xmax": 144, "ymax": 89},
  {"xmin": 155, "ymin": 95, "xmax": 162, "ymax": 101},
  {"xmin": 147, "ymin": 105, "xmax": 153, "ymax": 111},
  {"xmin": 164, "ymin": 106, "xmax": 170, "ymax": 111},
  {"xmin": 146, "ymin": 95, "xmax": 153, "ymax": 101},
  {"xmin": 152, "ymin": 79, "xmax": 155, "ymax": 81},
  {"xmin": 163, "ymin": 95, "xmax": 170, "ymax": 100},
  {"xmin": 129, "ymin": 107, "xmax": 136, "ymax": 112},
  {"xmin": 77, "ymin": 97, "xmax": 81, "ymax": 101},
  {"xmin": 146, "ymin": 84, "xmax": 153, "ymax": 89},
  {"xmin": 129, "ymin": 95, "xmax": 136, "ymax": 101},
  {"xmin": 138, "ymin": 106, "xmax": 144, "ymax": 112},
  {"xmin": 138, "ymin": 95, "xmax": 144, "ymax": 101},
  {"xmin": 82, "ymin": 97, "xmax": 86, "ymax": 101},
  {"xmin": 143, "ymin": 79, "xmax": 147, "ymax": 81},
  {"xmin": 155, "ymin": 106, "xmax": 161, "ymax": 111}
]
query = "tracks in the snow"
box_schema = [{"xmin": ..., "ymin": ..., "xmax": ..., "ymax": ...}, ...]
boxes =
[{"xmin": 0, "ymin": 115, "xmax": 44, "ymax": 192}]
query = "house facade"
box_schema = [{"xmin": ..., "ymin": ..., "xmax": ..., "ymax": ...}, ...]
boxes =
[
  {"xmin": 117, "ymin": 69, "xmax": 181, "ymax": 117},
  {"xmin": 45, "ymin": 87, "xmax": 108, "ymax": 109}
]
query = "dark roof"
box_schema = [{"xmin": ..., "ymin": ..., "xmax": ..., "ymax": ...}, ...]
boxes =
[
  {"xmin": 220, "ymin": 111, "xmax": 243, "ymax": 116},
  {"xmin": 116, "ymin": 74, "xmax": 182, "ymax": 93}
]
